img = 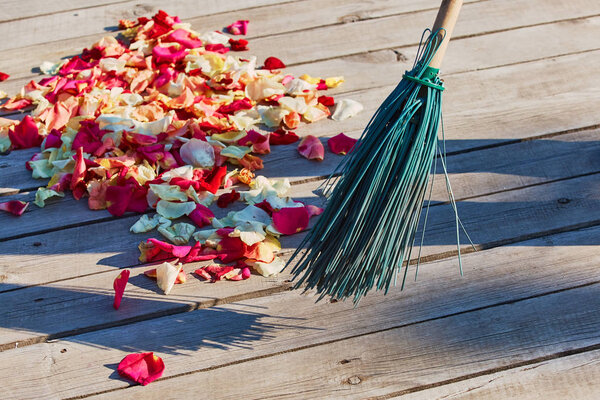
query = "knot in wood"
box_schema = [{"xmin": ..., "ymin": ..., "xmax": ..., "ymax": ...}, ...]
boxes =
[
  {"xmin": 346, "ymin": 375, "xmax": 362, "ymax": 385},
  {"xmin": 557, "ymin": 198, "xmax": 570, "ymax": 204},
  {"xmin": 340, "ymin": 15, "xmax": 360, "ymax": 24}
]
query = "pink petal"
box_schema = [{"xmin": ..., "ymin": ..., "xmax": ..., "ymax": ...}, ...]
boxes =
[
  {"xmin": 297, "ymin": 135, "xmax": 324, "ymax": 161},
  {"xmin": 226, "ymin": 20, "xmax": 249, "ymax": 35},
  {"xmin": 327, "ymin": 132, "xmax": 358, "ymax": 155},
  {"xmin": 272, "ymin": 207, "xmax": 310, "ymax": 235},
  {"xmin": 152, "ymin": 45, "xmax": 188, "ymax": 64},
  {"xmin": 167, "ymin": 29, "xmax": 203, "ymax": 49},
  {"xmin": 117, "ymin": 352, "xmax": 165, "ymax": 386},
  {"xmin": 113, "ymin": 270, "xmax": 130, "ymax": 310},
  {"xmin": 306, "ymin": 204, "xmax": 324, "ymax": 218},
  {"xmin": 0, "ymin": 200, "xmax": 29, "ymax": 216}
]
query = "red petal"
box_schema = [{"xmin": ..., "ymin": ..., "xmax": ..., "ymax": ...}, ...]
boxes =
[
  {"xmin": 195, "ymin": 265, "xmax": 234, "ymax": 282},
  {"xmin": 8, "ymin": 115, "xmax": 42, "ymax": 149},
  {"xmin": 217, "ymin": 98, "xmax": 252, "ymax": 115},
  {"xmin": 188, "ymin": 203, "xmax": 215, "ymax": 227},
  {"xmin": 269, "ymin": 129, "xmax": 299, "ymax": 145},
  {"xmin": 318, "ymin": 96, "xmax": 335, "ymax": 107},
  {"xmin": 0, "ymin": 72, "xmax": 9, "ymax": 81},
  {"xmin": 228, "ymin": 38, "xmax": 249, "ymax": 51},
  {"xmin": 298, "ymin": 135, "xmax": 324, "ymax": 161},
  {"xmin": 113, "ymin": 270, "xmax": 130, "ymax": 310},
  {"xmin": 263, "ymin": 57, "xmax": 286, "ymax": 70},
  {"xmin": 272, "ymin": 207, "xmax": 310, "ymax": 235},
  {"xmin": 0, "ymin": 200, "xmax": 29, "ymax": 216},
  {"xmin": 215, "ymin": 237, "xmax": 247, "ymax": 263},
  {"xmin": 217, "ymin": 190, "xmax": 240, "ymax": 208},
  {"xmin": 117, "ymin": 352, "xmax": 165, "ymax": 386},
  {"xmin": 327, "ymin": 132, "xmax": 357, "ymax": 155},
  {"xmin": 204, "ymin": 44, "xmax": 229, "ymax": 54},
  {"xmin": 198, "ymin": 165, "xmax": 227, "ymax": 194},
  {"xmin": 70, "ymin": 147, "xmax": 87, "ymax": 199}
]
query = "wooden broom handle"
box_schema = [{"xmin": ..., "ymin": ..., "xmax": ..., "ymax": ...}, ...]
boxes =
[{"xmin": 429, "ymin": 0, "xmax": 463, "ymax": 69}]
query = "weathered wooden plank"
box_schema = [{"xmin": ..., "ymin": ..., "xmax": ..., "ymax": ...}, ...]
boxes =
[
  {"xmin": 2, "ymin": 225, "xmax": 599, "ymax": 399},
  {"xmin": 4, "ymin": 13, "xmax": 600, "ymax": 100},
  {"xmin": 2, "ymin": 124, "xmax": 600, "ymax": 286},
  {"xmin": 89, "ymin": 282, "xmax": 600, "ymax": 400},
  {"xmin": 0, "ymin": 0, "xmax": 290, "ymax": 43},
  {"xmin": 1, "ymin": 0, "xmax": 598, "ymax": 85},
  {"xmin": 0, "ymin": 0, "xmax": 461, "ymax": 51},
  {"xmin": 1, "ymin": 125, "xmax": 599, "ymax": 245},
  {"xmin": 2, "ymin": 43, "xmax": 599, "ymax": 195},
  {"xmin": 0, "ymin": 0, "xmax": 129, "ymax": 22},
  {"xmin": 0, "ymin": 171, "xmax": 599, "ymax": 348},
  {"xmin": 401, "ymin": 349, "xmax": 600, "ymax": 400}
]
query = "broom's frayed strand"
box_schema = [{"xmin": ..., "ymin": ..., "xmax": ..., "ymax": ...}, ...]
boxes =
[{"xmin": 286, "ymin": 29, "xmax": 456, "ymax": 303}]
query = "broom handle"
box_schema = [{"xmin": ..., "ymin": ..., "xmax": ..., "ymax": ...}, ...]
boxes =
[{"xmin": 429, "ymin": 0, "xmax": 463, "ymax": 69}]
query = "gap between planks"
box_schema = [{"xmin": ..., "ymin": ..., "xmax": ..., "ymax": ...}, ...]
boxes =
[
  {"xmin": 1, "ymin": 170, "xmax": 599, "ymax": 351},
  {"xmin": 3, "ymin": 224, "xmax": 600, "ymax": 399}
]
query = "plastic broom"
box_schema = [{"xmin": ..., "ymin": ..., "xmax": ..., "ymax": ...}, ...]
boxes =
[{"xmin": 287, "ymin": 0, "xmax": 465, "ymax": 303}]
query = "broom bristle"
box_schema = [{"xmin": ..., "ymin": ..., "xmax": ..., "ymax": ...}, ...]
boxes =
[{"xmin": 286, "ymin": 29, "xmax": 449, "ymax": 303}]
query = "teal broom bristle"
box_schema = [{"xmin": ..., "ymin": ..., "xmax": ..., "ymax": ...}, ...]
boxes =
[{"xmin": 286, "ymin": 29, "xmax": 464, "ymax": 303}]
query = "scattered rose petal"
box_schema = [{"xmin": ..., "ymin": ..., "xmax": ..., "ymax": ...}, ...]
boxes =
[
  {"xmin": 217, "ymin": 190, "xmax": 240, "ymax": 208},
  {"xmin": 297, "ymin": 135, "xmax": 324, "ymax": 161},
  {"xmin": 188, "ymin": 203, "xmax": 215, "ymax": 227},
  {"xmin": 227, "ymin": 20, "xmax": 249, "ymax": 35},
  {"xmin": 229, "ymin": 38, "xmax": 248, "ymax": 51},
  {"xmin": 263, "ymin": 56, "xmax": 286, "ymax": 70},
  {"xmin": 8, "ymin": 115, "xmax": 42, "ymax": 149},
  {"xmin": 144, "ymin": 268, "xmax": 186, "ymax": 284},
  {"xmin": 269, "ymin": 129, "xmax": 299, "ymax": 145},
  {"xmin": 0, "ymin": 72, "xmax": 9, "ymax": 81},
  {"xmin": 113, "ymin": 270, "xmax": 130, "ymax": 310},
  {"xmin": 272, "ymin": 206, "xmax": 310, "ymax": 235},
  {"xmin": 0, "ymin": 200, "xmax": 29, "ymax": 216},
  {"xmin": 331, "ymin": 98, "xmax": 363, "ymax": 121},
  {"xmin": 327, "ymin": 133, "xmax": 358, "ymax": 155},
  {"xmin": 156, "ymin": 261, "xmax": 181, "ymax": 294},
  {"xmin": 117, "ymin": 352, "xmax": 165, "ymax": 386}
]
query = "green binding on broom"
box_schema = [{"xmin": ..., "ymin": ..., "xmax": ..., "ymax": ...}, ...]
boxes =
[{"xmin": 286, "ymin": 25, "xmax": 473, "ymax": 304}]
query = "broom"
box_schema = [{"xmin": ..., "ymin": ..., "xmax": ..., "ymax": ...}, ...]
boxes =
[{"xmin": 287, "ymin": 0, "xmax": 465, "ymax": 303}]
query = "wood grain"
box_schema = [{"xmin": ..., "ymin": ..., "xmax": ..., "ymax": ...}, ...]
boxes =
[
  {"xmin": 1, "ymin": 225, "xmax": 599, "ymax": 399},
  {"xmin": 1, "ymin": 0, "xmax": 598, "ymax": 84},
  {"xmin": 0, "ymin": 170, "xmax": 599, "ymax": 348},
  {"xmin": 400, "ymin": 349, "xmax": 600, "ymax": 400}
]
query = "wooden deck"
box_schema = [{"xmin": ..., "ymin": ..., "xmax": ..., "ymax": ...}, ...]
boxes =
[{"xmin": 1, "ymin": 0, "xmax": 600, "ymax": 398}]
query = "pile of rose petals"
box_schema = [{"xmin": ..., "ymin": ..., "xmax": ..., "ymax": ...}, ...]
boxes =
[
  {"xmin": 1, "ymin": 11, "xmax": 362, "ymax": 297},
  {"xmin": 0, "ymin": 10, "xmax": 368, "ymax": 387}
]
